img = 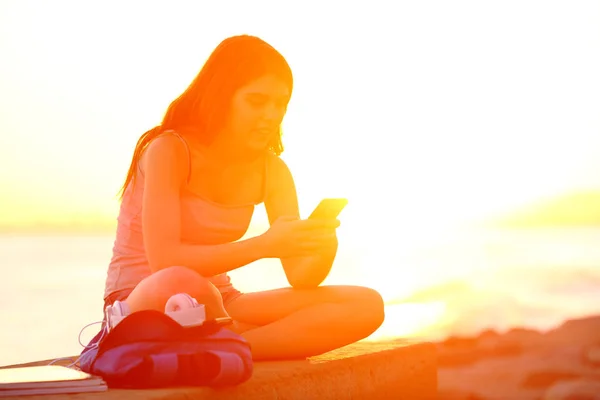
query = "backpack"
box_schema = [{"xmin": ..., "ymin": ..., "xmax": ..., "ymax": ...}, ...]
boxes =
[{"xmin": 78, "ymin": 310, "xmax": 253, "ymax": 389}]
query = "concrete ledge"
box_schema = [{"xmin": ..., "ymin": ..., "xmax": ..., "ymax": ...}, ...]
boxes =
[{"xmin": 2, "ymin": 341, "xmax": 437, "ymax": 399}]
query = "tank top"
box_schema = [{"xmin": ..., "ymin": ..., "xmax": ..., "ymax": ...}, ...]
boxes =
[{"xmin": 103, "ymin": 130, "xmax": 267, "ymax": 301}]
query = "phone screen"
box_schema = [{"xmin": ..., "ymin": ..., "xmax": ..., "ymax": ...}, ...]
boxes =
[{"xmin": 308, "ymin": 198, "xmax": 348, "ymax": 220}]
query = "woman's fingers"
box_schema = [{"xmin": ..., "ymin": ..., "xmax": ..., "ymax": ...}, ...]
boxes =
[
  {"xmin": 299, "ymin": 227, "xmax": 337, "ymax": 237},
  {"xmin": 296, "ymin": 218, "xmax": 340, "ymax": 230}
]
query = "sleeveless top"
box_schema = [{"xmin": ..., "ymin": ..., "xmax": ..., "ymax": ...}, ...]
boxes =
[{"xmin": 103, "ymin": 130, "xmax": 267, "ymax": 301}]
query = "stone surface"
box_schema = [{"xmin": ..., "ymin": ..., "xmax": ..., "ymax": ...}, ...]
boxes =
[
  {"xmin": 543, "ymin": 379, "xmax": 600, "ymax": 400},
  {"xmin": 0, "ymin": 340, "xmax": 437, "ymax": 399},
  {"xmin": 584, "ymin": 345, "xmax": 600, "ymax": 367},
  {"xmin": 437, "ymin": 315, "xmax": 600, "ymax": 400}
]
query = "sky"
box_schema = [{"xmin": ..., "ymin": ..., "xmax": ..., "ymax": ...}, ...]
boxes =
[{"xmin": 0, "ymin": 0, "xmax": 599, "ymax": 233}]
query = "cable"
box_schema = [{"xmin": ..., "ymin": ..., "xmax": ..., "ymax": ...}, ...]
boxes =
[{"xmin": 46, "ymin": 320, "xmax": 104, "ymax": 370}]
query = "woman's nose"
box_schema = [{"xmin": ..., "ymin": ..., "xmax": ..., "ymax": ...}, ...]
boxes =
[{"xmin": 261, "ymin": 101, "xmax": 282, "ymax": 122}]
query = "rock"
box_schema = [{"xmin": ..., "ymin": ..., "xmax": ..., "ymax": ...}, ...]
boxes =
[
  {"xmin": 522, "ymin": 371, "xmax": 582, "ymax": 388},
  {"xmin": 437, "ymin": 335, "xmax": 484, "ymax": 367},
  {"xmin": 436, "ymin": 347, "xmax": 485, "ymax": 367},
  {"xmin": 478, "ymin": 329, "xmax": 500, "ymax": 340},
  {"xmin": 437, "ymin": 315, "xmax": 600, "ymax": 399},
  {"xmin": 476, "ymin": 329, "xmax": 500, "ymax": 350},
  {"xmin": 500, "ymin": 327, "xmax": 543, "ymax": 348},
  {"xmin": 583, "ymin": 345, "xmax": 600, "ymax": 367},
  {"xmin": 546, "ymin": 316, "xmax": 600, "ymax": 348},
  {"xmin": 437, "ymin": 388, "xmax": 488, "ymax": 399},
  {"xmin": 436, "ymin": 329, "xmax": 525, "ymax": 367},
  {"xmin": 543, "ymin": 379, "xmax": 600, "ymax": 400},
  {"xmin": 442, "ymin": 335, "xmax": 480, "ymax": 349}
]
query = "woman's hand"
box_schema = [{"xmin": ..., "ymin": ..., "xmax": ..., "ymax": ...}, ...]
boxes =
[{"xmin": 260, "ymin": 216, "xmax": 340, "ymax": 259}]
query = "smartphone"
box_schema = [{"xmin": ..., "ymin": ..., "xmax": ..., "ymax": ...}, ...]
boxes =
[
  {"xmin": 202, "ymin": 317, "xmax": 234, "ymax": 328},
  {"xmin": 214, "ymin": 317, "xmax": 234, "ymax": 327},
  {"xmin": 308, "ymin": 198, "xmax": 348, "ymax": 220}
]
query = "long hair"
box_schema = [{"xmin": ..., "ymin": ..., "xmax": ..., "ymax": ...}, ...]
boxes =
[{"xmin": 118, "ymin": 35, "xmax": 293, "ymax": 199}]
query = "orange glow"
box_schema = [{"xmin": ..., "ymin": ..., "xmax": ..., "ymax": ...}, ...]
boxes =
[
  {"xmin": 1, "ymin": 1, "xmax": 599, "ymax": 349},
  {"xmin": 365, "ymin": 302, "xmax": 448, "ymax": 341}
]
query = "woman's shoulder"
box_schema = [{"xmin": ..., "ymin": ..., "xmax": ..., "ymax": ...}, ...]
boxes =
[
  {"xmin": 266, "ymin": 152, "xmax": 290, "ymax": 171},
  {"xmin": 145, "ymin": 130, "xmax": 189, "ymax": 155},
  {"xmin": 265, "ymin": 153, "xmax": 295, "ymax": 192},
  {"xmin": 265, "ymin": 153, "xmax": 294, "ymax": 180},
  {"xmin": 139, "ymin": 130, "xmax": 191, "ymax": 181}
]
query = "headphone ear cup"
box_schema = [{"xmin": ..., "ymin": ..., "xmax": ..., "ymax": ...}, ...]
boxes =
[
  {"xmin": 183, "ymin": 293, "xmax": 199, "ymax": 307},
  {"xmin": 165, "ymin": 293, "xmax": 199, "ymax": 312},
  {"xmin": 113, "ymin": 300, "xmax": 131, "ymax": 317},
  {"xmin": 105, "ymin": 300, "xmax": 130, "ymax": 331}
]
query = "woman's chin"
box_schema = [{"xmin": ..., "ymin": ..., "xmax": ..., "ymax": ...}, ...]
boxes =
[{"xmin": 245, "ymin": 139, "xmax": 270, "ymax": 153}]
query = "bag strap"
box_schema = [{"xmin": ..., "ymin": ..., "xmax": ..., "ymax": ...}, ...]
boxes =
[
  {"xmin": 147, "ymin": 353, "xmax": 179, "ymax": 385},
  {"xmin": 205, "ymin": 350, "xmax": 248, "ymax": 386}
]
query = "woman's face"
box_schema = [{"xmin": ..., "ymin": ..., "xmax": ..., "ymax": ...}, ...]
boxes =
[{"xmin": 223, "ymin": 74, "xmax": 290, "ymax": 153}]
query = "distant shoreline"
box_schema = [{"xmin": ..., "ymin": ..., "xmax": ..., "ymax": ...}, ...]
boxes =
[
  {"xmin": 487, "ymin": 190, "xmax": 600, "ymax": 229},
  {"xmin": 3, "ymin": 224, "xmax": 600, "ymax": 237},
  {"xmin": 0, "ymin": 226, "xmax": 116, "ymax": 236},
  {"xmin": 3, "ymin": 188, "xmax": 600, "ymax": 234}
]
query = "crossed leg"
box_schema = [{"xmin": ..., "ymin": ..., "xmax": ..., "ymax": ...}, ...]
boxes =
[
  {"xmin": 226, "ymin": 286, "xmax": 385, "ymax": 360},
  {"xmin": 123, "ymin": 266, "xmax": 385, "ymax": 361}
]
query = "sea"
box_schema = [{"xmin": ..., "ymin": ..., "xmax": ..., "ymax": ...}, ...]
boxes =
[{"xmin": 1, "ymin": 226, "xmax": 600, "ymax": 367}]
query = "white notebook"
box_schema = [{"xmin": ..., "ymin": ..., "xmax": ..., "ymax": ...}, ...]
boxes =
[{"xmin": 0, "ymin": 365, "xmax": 107, "ymax": 397}]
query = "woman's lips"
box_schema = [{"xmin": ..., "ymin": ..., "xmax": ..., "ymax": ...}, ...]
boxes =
[{"xmin": 254, "ymin": 128, "xmax": 273, "ymax": 138}]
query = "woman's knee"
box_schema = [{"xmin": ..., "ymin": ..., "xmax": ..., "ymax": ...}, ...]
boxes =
[
  {"xmin": 351, "ymin": 286, "xmax": 386, "ymax": 329},
  {"xmin": 151, "ymin": 266, "xmax": 212, "ymax": 294},
  {"xmin": 128, "ymin": 266, "xmax": 227, "ymax": 318}
]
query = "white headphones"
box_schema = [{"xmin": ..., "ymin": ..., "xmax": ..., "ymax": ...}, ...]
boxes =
[
  {"xmin": 48, "ymin": 293, "xmax": 205, "ymax": 369},
  {"xmin": 105, "ymin": 292, "xmax": 202, "ymax": 331},
  {"xmin": 165, "ymin": 293, "xmax": 199, "ymax": 312}
]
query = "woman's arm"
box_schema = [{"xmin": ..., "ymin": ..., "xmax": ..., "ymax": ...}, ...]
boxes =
[
  {"xmin": 264, "ymin": 156, "xmax": 338, "ymax": 289},
  {"xmin": 141, "ymin": 134, "xmax": 269, "ymax": 275}
]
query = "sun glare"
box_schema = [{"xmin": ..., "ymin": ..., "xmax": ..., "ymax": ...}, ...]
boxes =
[
  {"xmin": 365, "ymin": 302, "xmax": 448, "ymax": 341},
  {"xmin": 0, "ymin": 1, "xmax": 598, "ymax": 330},
  {"xmin": 1, "ymin": 1, "xmax": 598, "ymax": 234}
]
